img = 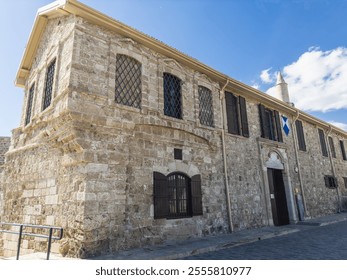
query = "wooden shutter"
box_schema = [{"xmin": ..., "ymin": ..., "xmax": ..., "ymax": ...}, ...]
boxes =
[
  {"xmin": 318, "ymin": 129, "xmax": 328, "ymax": 157},
  {"xmin": 191, "ymin": 174, "xmax": 203, "ymax": 216},
  {"xmin": 153, "ymin": 172, "xmax": 169, "ymax": 219},
  {"xmin": 259, "ymin": 104, "xmax": 269, "ymax": 139},
  {"xmin": 295, "ymin": 120, "xmax": 306, "ymax": 151},
  {"xmin": 340, "ymin": 140, "xmax": 347, "ymax": 160},
  {"xmin": 274, "ymin": 111, "xmax": 283, "ymax": 142},
  {"xmin": 328, "ymin": 137, "xmax": 336, "ymax": 158},
  {"xmin": 239, "ymin": 96, "xmax": 249, "ymax": 137},
  {"xmin": 225, "ymin": 92, "xmax": 240, "ymax": 135}
]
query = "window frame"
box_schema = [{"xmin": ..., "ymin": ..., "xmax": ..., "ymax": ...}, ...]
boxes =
[
  {"xmin": 42, "ymin": 58, "xmax": 56, "ymax": 111},
  {"xmin": 328, "ymin": 136, "xmax": 336, "ymax": 158},
  {"xmin": 198, "ymin": 85, "xmax": 214, "ymax": 127},
  {"xmin": 25, "ymin": 83, "xmax": 35, "ymax": 126},
  {"xmin": 318, "ymin": 129, "xmax": 328, "ymax": 157},
  {"xmin": 153, "ymin": 172, "xmax": 202, "ymax": 219},
  {"xmin": 115, "ymin": 54, "xmax": 142, "ymax": 109},
  {"xmin": 225, "ymin": 91, "xmax": 249, "ymax": 137},
  {"xmin": 259, "ymin": 104, "xmax": 282, "ymax": 142},
  {"xmin": 163, "ymin": 73, "xmax": 182, "ymax": 119},
  {"xmin": 340, "ymin": 140, "xmax": 347, "ymax": 161},
  {"xmin": 295, "ymin": 120, "xmax": 306, "ymax": 151},
  {"xmin": 324, "ymin": 175, "xmax": 338, "ymax": 189}
]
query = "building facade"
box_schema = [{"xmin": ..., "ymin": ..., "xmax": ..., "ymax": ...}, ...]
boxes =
[{"xmin": 1, "ymin": 0, "xmax": 347, "ymax": 258}]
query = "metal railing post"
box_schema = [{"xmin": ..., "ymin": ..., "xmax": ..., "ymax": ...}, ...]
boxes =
[
  {"xmin": 46, "ymin": 227, "xmax": 53, "ymax": 260},
  {"xmin": 16, "ymin": 225, "xmax": 23, "ymax": 260}
]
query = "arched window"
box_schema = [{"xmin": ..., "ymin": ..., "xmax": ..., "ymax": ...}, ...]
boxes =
[
  {"xmin": 153, "ymin": 172, "xmax": 202, "ymax": 219},
  {"xmin": 163, "ymin": 73, "xmax": 182, "ymax": 119},
  {"xmin": 115, "ymin": 54, "xmax": 142, "ymax": 109}
]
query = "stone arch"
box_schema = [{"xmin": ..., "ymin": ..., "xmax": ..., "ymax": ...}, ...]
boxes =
[
  {"xmin": 153, "ymin": 161, "xmax": 200, "ymax": 178},
  {"xmin": 265, "ymin": 150, "xmax": 284, "ymax": 170}
]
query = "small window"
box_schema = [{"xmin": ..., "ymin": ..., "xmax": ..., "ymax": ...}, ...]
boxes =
[
  {"xmin": 340, "ymin": 140, "xmax": 347, "ymax": 161},
  {"xmin": 318, "ymin": 129, "xmax": 328, "ymax": 157},
  {"xmin": 328, "ymin": 137, "xmax": 336, "ymax": 158},
  {"xmin": 295, "ymin": 120, "xmax": 306, "ymax": 151},
  {"xmin": 153, "ymin": 172, "xmax": 202, "ymax": 219},
  {"xmin": 324, "ymin": 175, "xmax": 338, "ymax": 189},
  {"xmin": 259, "ymin": 104, "xmax": 282, "ymax": 142},
  {"xmin": 343, "ymin": 177, "xmax": 347, "ymax": 188},
  {"xmin": 42, "ymin": 59, "xmax": 56, "ymax": 111},
  {"xmin": 163, "ymin": 73, "xmax": 182, "ymax": 119},
  {"xmin": 198, "ymin": 86, "xmax": 214, "ymax": 127},
  {"xmin": 115, "ymin": 54, "xmax": 142, "ymax": 109},
  {"xmin": 25, "ymin": 83, "xmax": 35, "ymax": 126},
  {"xmin": 225, "ymin": 91, "xmax": 249, "ymax": 137},
  {"xmin": 174, "ymin": 148, "xmax": 182, "ymax": 160}
]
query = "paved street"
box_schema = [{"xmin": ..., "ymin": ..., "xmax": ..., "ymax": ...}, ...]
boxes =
[{"xmin": 184, "ymin": 220, "xmax": 347, "ymax": 260}]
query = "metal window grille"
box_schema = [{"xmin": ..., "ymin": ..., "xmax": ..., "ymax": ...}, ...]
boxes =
[
  {"xmin": 25, "ymin": 84, "xmax": 35, "ymax": 126},
  {"xmin": 174, "ymin": 148, "xmax": 182, "ymax": 160},
  {"xmin": 198, "ymin": 86, "xmax": 214, "ymax": 127},
  {"xmin": 43, "ymin": 59, "xmax": 56, "ymax": 111},
  {"xmin": 324, "ymin": 175, "xmax": 338, "ymax": 189},
  {"xmin": 115, "ymin": 54, "xmax": 142, "ymax": 109},
  {"xmin": 163, "ymin": 73, "xmax": 182, "ymax": 119},
  {"xmin": 168, "ymin": 173, "xmax": 191, "ymax": 218}
]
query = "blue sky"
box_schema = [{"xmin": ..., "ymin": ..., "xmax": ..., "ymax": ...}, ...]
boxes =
[{"xmin": 1, "ymin": 0, "xmax": 347, "ymax": 136}]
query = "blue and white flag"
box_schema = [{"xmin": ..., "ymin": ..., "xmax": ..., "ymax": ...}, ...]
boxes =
[{"xmin": 282, "ymin": 115, "xmax": 290, "ymax": 136}]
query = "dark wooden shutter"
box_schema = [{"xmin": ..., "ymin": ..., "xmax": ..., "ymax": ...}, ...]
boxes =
[
  {"xmin": 295, "ymin": 120, "xmax": 306, "ymax": 151},
  {"xmin": 328, "ymin": 137, "xmax": 336, "ymax": 158},
  {"xmin": 191, "ymin": 174, "xmax": 203, "ymax": 216},
  {"xmin": 153, "ymin": 172, "xmax": 169, "ymax": 219},
  {"xmin": 259, "ymin": 104, "xmax": 269, "ymax": 139},
  {"xmin": 225, "ymin": 92, "xmax": 240, "ymax": 135},
  {"xmin": 239, "ymin": 96, "xmax": 249, "ymax": 137},
  {"xmin": 340, "ymin": 140, "xmax": 347, "ymax": 160},
  {"xmin": 324, "ymin": 175, "xmax": 329, "ymax": 188},
  {"xmin": 318, "ymin": 129, "xmax": 328, "ymax": 157},
  {"xmin": 274, "ymin": 111, "xmax": 283, "ymax": 142}
]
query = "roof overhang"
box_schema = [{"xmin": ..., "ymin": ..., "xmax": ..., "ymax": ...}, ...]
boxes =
[{"xmin": 15, "ymin": 0, "xmax": 347, "ymax": 136}]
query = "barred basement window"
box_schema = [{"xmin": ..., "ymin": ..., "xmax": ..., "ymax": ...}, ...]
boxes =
[
  {"xmin": 153, "ymin": 172, "xmax": 202, "ymax": 219},
  {"xmin": 115, "ymin": 54, "xmax": 142, "ymax": 109},
  {"xmin": 25, "ymin": 83, "xmax": 35, "ymax": 126},
  {"xmin": 42, "ymin": 59, "xmax": 56, "ymax": 111},
  {"xmin": 328, "ymin": 137, "xmax": 336, "ymax": 158},
  {"xmin": 225, "ymin": 91, "xmax": 249, "ymax": 137},
  {"xmin": 324, "ymin": 175, "xmax": 338, "ymax": 189},
  {"xmin": 163, "ymin": 73, "xmax": 182, "ymax": 119},
  {"xmin": 318, "ymin": 129, "xmax": 328, "ymax": 157},
  {"xmin": 259, "ymin": 104, "xmax": 282, "ymax": 142},
  {"xmin": 295, "ymin": 120, "xmax": 306, "ymax": 151},
  {"xmin": 198, "ymin": 86, "xmax": 214, "ymax": 127}
]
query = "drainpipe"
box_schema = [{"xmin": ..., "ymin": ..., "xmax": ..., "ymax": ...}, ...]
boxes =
[
  {"xmin": 219, "ymin": 79, "xmax": 233, "ymax": 233},
  {"xmin": 326, "ymin": 125, "xmax": 342, "ymax": 212},
  {"xmin": 292, "ymin": 110, "xmax": 308, "ymax": 215}
]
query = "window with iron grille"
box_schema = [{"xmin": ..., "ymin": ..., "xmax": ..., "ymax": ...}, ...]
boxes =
[
  {"xmin": 198, "ymin": 86, "xmax": 214, "ymax": 127},
  {"xmin": 163, "ymin": 73, "xmax": 182, "ymax": 119},
  {"xmin": 259, "ymin": 104, "xmax": 282, "ymax": 142},
  {"xmin": 328, "ymin": 137, "xmax": 336, "ymax": 158},
  {"xmin": 318, "ymin": 129, "xmax": 328, "ymax": 157},
  {"xmin": 324, "ymin": 175, "xmax": 338, "ymax": 189},
  {"xmin": 174, "ymin": 148, "xmax": 182, "ymax": 160},
  {"xmin": 42, "ymin": 59, "xmax": 56, "ymax": 111},
  {"xmin": 153, "ymin": 172, "xmax": 202, "ymax": 219},
  {"xmin": 25, "ymin": 83, "xmax": 35, "ymax": 126},
  {"xmin": 115, "ymin": 54, "xmax": 142, "ymax": 109},
  {"xmin": 295, "ymin": 120, "xmax": 306, "ymax": 151},
  {"xmin": 225, "ymin": 91, "xmax": 249, "ymax": 137}
]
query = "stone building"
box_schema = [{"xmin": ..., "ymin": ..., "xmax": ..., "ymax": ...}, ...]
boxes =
[{"xmin": 1, "ymin": 0, "xmax": 347, "ymax": 258}]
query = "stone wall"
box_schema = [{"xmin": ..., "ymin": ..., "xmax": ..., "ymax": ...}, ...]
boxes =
[{"xmin": 1, "ymin": 12, "xmax": 347, "ymax": 258}]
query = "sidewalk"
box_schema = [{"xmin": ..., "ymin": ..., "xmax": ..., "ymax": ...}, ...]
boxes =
[
  {"xmin": 3, "ymin": 212, "xmax": 347, "ymax": 260},
  {"xmin": 91, "ymin": 211, "xmax": 347, "ymax": 260}
]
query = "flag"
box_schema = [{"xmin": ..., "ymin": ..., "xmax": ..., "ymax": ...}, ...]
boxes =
[{"xmin": 282, "ymin": 115, "xmax": 290, "ymax": 136}]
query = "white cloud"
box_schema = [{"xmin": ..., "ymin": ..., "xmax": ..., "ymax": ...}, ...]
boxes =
[
  {"xmin": 264, "ymin": 47, "xmax": 347, "ymax": 112},
  {"xmin": 260, "ymin": 68, "xmax": 274, "ymax": 84},
  {"xmin": 251, "ymin": 83, "xmax": 260, "ymax": 90},
  {"xmin": 328, "ymin": 121, "xmax": 347, "ymax": 132}
]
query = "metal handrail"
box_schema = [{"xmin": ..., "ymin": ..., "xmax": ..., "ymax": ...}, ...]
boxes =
[{"xmin": 0, "ymin": 222, "xmax": 63, "ymax": 260}]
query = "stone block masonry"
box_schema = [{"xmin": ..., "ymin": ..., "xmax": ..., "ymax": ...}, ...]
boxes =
[{"xmin": 0, "ymin": 137, "xmax": 10, "ymax": 165}]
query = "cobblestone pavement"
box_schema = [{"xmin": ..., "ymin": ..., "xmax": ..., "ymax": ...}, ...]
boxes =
[{"xmin": 183, "ymin": 221, "xmax": 347, "ymax": 260}]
